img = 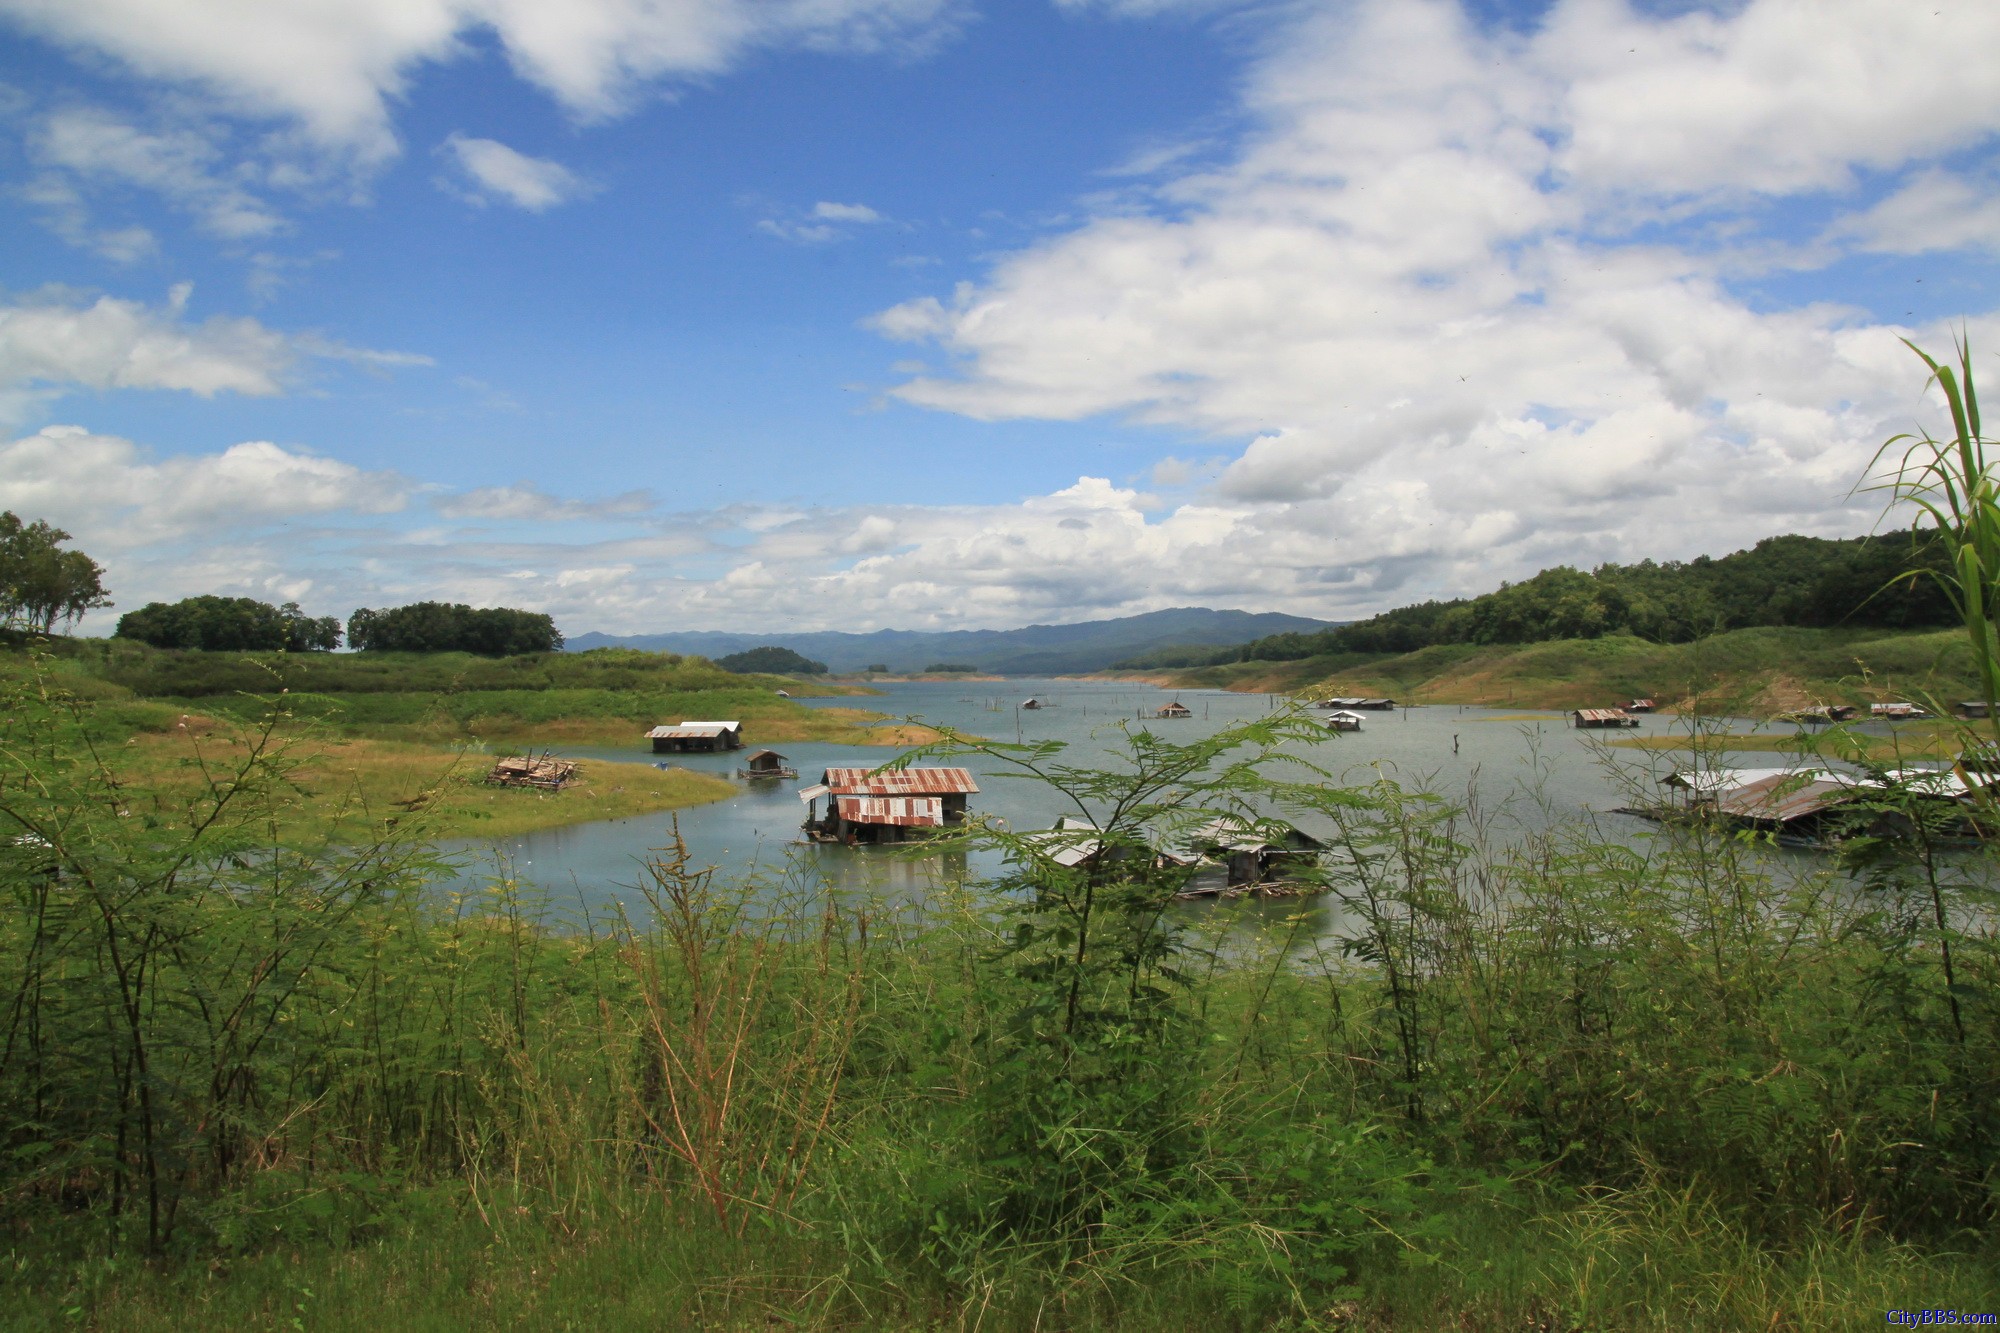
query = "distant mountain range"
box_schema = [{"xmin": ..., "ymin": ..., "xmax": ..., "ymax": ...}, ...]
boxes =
[{"xmin": 566, "ymin": 608, "xmax": 1334, "ymax": 676}]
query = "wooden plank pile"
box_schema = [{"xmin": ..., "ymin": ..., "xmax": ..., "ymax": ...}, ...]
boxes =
[{"xmin": 484, "ymin": 754, "xmax": 580, "ymax": 790}]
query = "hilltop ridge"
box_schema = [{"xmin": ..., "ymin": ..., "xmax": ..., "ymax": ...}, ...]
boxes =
[{"xmin": 567, "ymin": 607, "xmax": 1332, "ymax": 675}]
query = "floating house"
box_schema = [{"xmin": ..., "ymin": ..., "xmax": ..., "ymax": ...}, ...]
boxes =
[
  {"xmin": 1155, "ymin": 701, "xmax": 1193, "ymax": 719},
  {"xmin": 799, "ymin": 766, "xmax": 980, "ymax": 844},
  {"xmin": 1325, "ymin": 710, "xmax": 1365, "ymax": 732},
  {"xmin": 1710, "ymin": 774, "xmax": 1855, "ymax": 840},
  {"xmin": 1961, "ymin": 701, "xmax": 1992, "ymax": 720},
  {"xmin": 1318, "ymin": 696, "xmax": 1396, "ymax": 711},
  {"xmin": 484, "ymin": 755, "xmax": 579, "ymax": 790},
  {"xmin": 1181, "ymin": 817, "xmax": 1325, "ymax": 893},
  {"xmin": 1572, "ymin": 708, "xmax": 1641, "ymax": 729},
  {"xmin": 1870, "ymin": 702, "xmax": 1928, "ymax": 719},
  {"xmin": 1354, "ymin": 698, "xmax": 1396, "ymax": 711},
  {"xmin": 1021, "ymin": 697, "xmax": 1044, "ymax": 710},
  {"xmin": 1627, "ymin": 698, "xmax": 1657, "ymax": 713},
  {"xmin": 737, "ymin": 749, "xmax": 798, "ymax": 780},
  {"xmin": 648, "ymin": 720, "xmax": 744, "ymax": 753}
]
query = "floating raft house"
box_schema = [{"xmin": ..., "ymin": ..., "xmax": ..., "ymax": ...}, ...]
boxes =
[
  {"xmin": 737, "ymin": 749, "xmax": 798, "ymax": 779},
  {"xmin": 1178, "ymin": 817, "xmax": 1325, "ymax": 896},
  {"xmin": 1154, "ymin": 701, "xmax": 1193, "ymax": 718},
  {"xmin": 648, "ymin": 720, "xmax": 744, "ymax": 753},
  {"xmin": 1572, "ymin": 708, "xmax": 1641, "ymax": 729},
  {"xmin": 1314, "ymin": 696, "xmax": 1396, "ymax": 711},
  {"xmin": 800, "ymin": 766, "xmax": 980, "ymax": 844}
]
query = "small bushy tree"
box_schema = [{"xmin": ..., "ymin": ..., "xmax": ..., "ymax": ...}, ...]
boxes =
[{"xmin": 0, "ymin": 511, "xmax": 109, "ymax": 633}]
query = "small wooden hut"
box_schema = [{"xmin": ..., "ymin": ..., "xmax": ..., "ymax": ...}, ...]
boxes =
[
  {"xmin": 1021, "ymin": 697, "xmax": 1044, "ymax": 710},
  {"xmin": 1961, "ymin": 701, "xmax": 1991, "ymax": 720},
  {"xmin": 1154, "ymin": 701, "xmax": 1193, "ymax": 719},
  {"xmin": 1627, "ymin": 698, "xmax": 1656, "ymax": 713},
  {"xmin": 1325, "ymin": 709, "xmax": 1365, "ymax": 732},
  {"xmin": 647, "ymin": 720, "xmax": 744, "ymax": 753},
  {"xmin": 737, "ymin": 749, "xmax": 798, "ymax": 779}
]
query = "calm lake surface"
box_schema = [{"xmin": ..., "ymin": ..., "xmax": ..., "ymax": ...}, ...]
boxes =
[{"xmin": 437, "ymin": 678, "xmax": 1860, "ymax": 922}]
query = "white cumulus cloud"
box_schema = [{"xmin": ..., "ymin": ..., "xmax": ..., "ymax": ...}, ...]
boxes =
[
  {"xmin": 869, "ymin": 0, "xmax": 2000, "ymax": 611},
  {"xmin": 0, "ymin": 285, "xmax": 430, "ymax": 422},
  {"xmin": 438, "ymin": 134, "xmax": 594, "ymax": 211},
  {"xmin": 0, "ymin": 0, "xmax": 965, "ymax": 163}
]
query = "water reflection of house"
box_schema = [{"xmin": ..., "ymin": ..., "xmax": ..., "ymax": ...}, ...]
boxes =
[
  {"xmin": 1154, "ymin": 701, "xmax": 1193, "ymax": 719},
  {"xmin": 799, "ymin": 766, "xmax": 980, "ymax": 844},
  {"xmin": 737, "ymin": 749, "xmax": 798, "ymax": 779},
  {"xmin": 1180, "ymin": 817, "xmax": 1325, "ymax": 894},
  {"xmin": 648, "ymin": 721, "xmax": 744, "ymax": 753}
]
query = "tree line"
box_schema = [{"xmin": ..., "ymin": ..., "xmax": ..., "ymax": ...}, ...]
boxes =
[
  {"xmin": 115, "ymin": 598, "xmax": 562, "ymax": 654},
  {"xmin": 1125, "ymin": 533, "xmax": 1958, "ymax": 666}
]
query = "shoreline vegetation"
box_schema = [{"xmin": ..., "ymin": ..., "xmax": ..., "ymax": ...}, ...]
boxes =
[
  {"xmin": 1, "ymin": 663, "xmax": 1994, "ymax": 1329},
  {"xmin": 0, "ymin": 639, "xmax": 938, "ymax": 843},
  {"xmin": 1088, "ymin": 624, "xmax": 1980, "ymax": 716},
  {"xmin": 5, "ymin": 355, "xmax": 2000, "ymax": 1333}
]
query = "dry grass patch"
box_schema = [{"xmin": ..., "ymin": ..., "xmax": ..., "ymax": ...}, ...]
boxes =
[{"xmin": 112, "ymin": 728, "xmax": 738, "ymax": 842}]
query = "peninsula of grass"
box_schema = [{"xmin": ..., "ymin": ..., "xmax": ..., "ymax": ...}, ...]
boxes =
[{"xmin": 0, "ymin": 640, "xmax": 939, "ymax": 840}]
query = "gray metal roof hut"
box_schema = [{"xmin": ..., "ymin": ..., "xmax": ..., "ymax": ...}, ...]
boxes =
[{"xmin": 648, "ymin": 720, "xmax": 744, "ymax": 753}]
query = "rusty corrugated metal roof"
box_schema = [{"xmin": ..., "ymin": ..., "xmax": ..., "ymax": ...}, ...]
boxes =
[
  {"xmin": 822, "ymin": 766, "xmax": 980, "ymax": 795},
  {"xmin": 1713, "ymin": 775, "xmax": 1851, "ymax": 823},
  {"xmin": 1573, "ymin": 708, "xmax": 1634, "ymax": 723},
  {"xmin": 834, "ymin": 795, "xmax": 943, "ymax": 827}
]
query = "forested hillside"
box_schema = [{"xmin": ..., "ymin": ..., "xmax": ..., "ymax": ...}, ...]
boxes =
[{"xmin": 1118, "ymin": 533, "xmax": 1952, "ymax": 668}]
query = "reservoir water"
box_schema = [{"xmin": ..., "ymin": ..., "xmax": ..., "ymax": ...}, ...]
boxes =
[{"xmin": 438, "ymin": 677, "xmax": 1823, "ymax": 919}]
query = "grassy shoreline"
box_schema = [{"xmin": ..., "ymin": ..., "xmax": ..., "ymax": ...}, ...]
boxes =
[
  {"xmin": 1093, "ymin": 625, "xmax": 1981, "ymax": 719},
  {"xmin": 5, "ymin": 641, "xmax": 944, "ymax": 839}
]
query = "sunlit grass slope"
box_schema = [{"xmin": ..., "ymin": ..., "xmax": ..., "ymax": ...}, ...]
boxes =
[{"xmin": 1136, "ymin": 626, "xmax": 1979, "ymax": 716}]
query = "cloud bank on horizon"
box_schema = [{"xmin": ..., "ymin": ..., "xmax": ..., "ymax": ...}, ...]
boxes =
[{"xmin": 0, "ymin": 0, "xmax": 1995, "ymax": 635}]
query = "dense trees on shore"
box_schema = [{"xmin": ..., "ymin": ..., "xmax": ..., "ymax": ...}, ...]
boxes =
[
  {"xmin": 116, "ymin": 596, "xmax": 342, "ymax": 651},
  {"xmin": 347, "ymin": 601, "xmax": 562, "ymax": 654},
  {"xmin": 1128, "ymin": 533, "xmax": 1957, "ymax": 667}
]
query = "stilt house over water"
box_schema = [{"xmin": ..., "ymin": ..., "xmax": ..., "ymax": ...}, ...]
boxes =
[
  {"xmin": 799, "ymin": 766, "xmax": 980, "ymax": 844},
  {"xmin": 1155, "ymin": 701, "xmax": 1193, "ymax": 719},
  {"xmin": 648, "ymin": 720, "xmax": 744, "ymax": 753}
]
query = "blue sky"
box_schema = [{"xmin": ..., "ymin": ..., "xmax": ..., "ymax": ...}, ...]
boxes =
[{"xmin": 0, "ymin": 0, "xmax": 1996, "ymax": 635}]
